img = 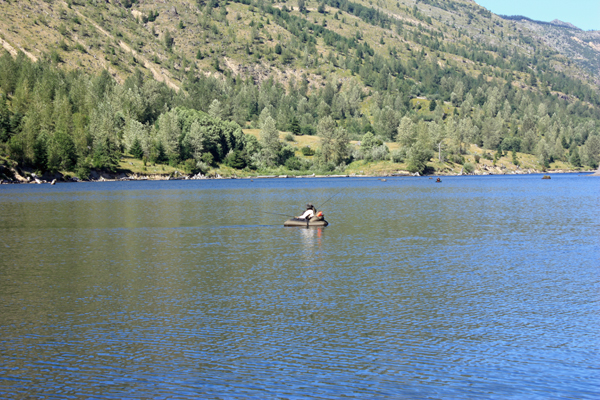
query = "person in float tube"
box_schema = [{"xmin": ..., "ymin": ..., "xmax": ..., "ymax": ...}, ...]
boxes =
[
  {"xmin": 296, "ymin": 203, "xmax": 324, "ymax": 222},
  {"xmin": 297, "ymin": 203, "xmax": 316, "ymax": 221}
]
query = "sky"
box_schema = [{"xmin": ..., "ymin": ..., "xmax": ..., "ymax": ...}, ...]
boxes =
[{"xmin": 474, "ymin": 0, "xmax": 599, "ymax": 31}]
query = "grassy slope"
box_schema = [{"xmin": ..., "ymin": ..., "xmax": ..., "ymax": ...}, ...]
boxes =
[
  {"xmin": 108, "ymin": 130, "xmax": 586, "ymax": 179},
  {"xmin": 0, "ymin": 0, "xmax": 596, "ymax": 91}
]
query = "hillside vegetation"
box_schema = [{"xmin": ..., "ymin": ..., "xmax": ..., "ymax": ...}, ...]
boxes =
[{"xmin": 0, "ymin": 0, "xmax": 599, "ymax": 180}]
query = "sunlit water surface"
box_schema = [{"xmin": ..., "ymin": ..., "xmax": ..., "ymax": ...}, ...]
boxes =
[{"xmin": 1, "ymin": 174, "xmax": 598, "ymax": 399}]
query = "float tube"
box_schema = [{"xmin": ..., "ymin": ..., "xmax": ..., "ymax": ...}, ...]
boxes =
[
  {"xmin": 284, "ymin": 218, "xmax": 329, "ymax": 227},
  {"xmin": 284, "ymin": 211, "xmax": 329, "ymax": 227}
]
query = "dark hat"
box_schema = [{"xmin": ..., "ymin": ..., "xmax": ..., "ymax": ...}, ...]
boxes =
[{"xmin": 306, "ymin": 203, "xmax": 313, "ymax": 209}]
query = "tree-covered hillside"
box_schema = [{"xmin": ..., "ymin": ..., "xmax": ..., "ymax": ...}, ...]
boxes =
[{"xmin": 0, "ymin": 0, "xmax": 599, "ymax": 179}]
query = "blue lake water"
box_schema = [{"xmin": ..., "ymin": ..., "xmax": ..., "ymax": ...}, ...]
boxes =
[{"xmin": 0, "ymin": 174, "xmax": 599, "ymax": 398}]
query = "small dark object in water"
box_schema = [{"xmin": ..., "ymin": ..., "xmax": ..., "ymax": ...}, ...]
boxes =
[
  {"xmin": 436, "ymin": 177, "xmax": 442, "ymax": 183},
  {"xmin": 542, "ymin": 175, "xmax": 551, "ymax": 179}
]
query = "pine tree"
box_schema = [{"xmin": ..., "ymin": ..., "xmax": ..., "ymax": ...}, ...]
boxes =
[
  {"xmin": 429, "ymin": 99, "xmax": 437, "ymax": 111},
  {"xmin": 0, "ymin": 94, "xmax": 12, "ymax": 142},
  {"xmin": 318, "ymin": 116, "xmax": 349, "ymax": 166},
  {"xmin": 570, "ymin": 149, "xmax": 581, "ymax": 167},
  {"xmin": 130, "ymin": 137, "xmax": 144, "ymax": 159},
  {"xmin": 164, "ymin": 30, "xmax": 174, "ymax": 51},
  {"xmin": 208, "ymin": 99, "xmax": 223, "ymax": 120},
  {"xmin": 289, "ymin": 116, "xmax": 301, "ymax": 135},
  {"xmin": 259, "ymin": 116, "xmax": 280, "ymax": 167}
]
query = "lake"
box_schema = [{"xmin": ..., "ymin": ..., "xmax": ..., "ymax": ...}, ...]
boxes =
[{"xmin": 1, "ymin": 174, "xmax": 598, "ymax": 399}]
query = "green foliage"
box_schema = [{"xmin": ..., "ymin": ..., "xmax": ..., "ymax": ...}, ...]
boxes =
[
  {"xmin": 447, "ymin": 153, "xmax": 463, "ymax": 164},
  {"xmin": 93, "ymin": 136, "xmax": 121, "ymax": 172},
  {"xmin": 318, "ymin": 116, "xmax": 349, "ymax": 165},
  {"xmin": 278, "ymin": 145, "xmax": 295, "ymax": 165},
  {"xmin": 570, "ymin": 149, "xmax": 581, "ymax": 167},
  {"xmin": 285, "ymin": 156, "xmax": 305, "ymax": 171},
  {"xmin": 406, "ymin": 145, "xmax": 433, "ymax": 174},
  {"xmin": 48, "ymin": 129, "xmax": 77, "ymax": 171},
  {"xmin": 289, "ymin": 117, "xmax": 301, "ymax": 136},
  {"xmin": 463, "ymin": 162, "xmax": 475, "ymax": 174},
  {"xmin": 1, "ymin": 0, "xmax": 600, "ymax": 178},
  {"xmin": 429, "ymin": 99, "xmax": 437, "ymax": 111},
  {"xmin": 258, "ymin": 115, "xmax": 281, "ymax": 167},
  {"xmin": 370, "ymin": 144, "xmax": 389, "ymax": 161},
  {"xmin": 301, "ymin": 146, "xmax": 315, "ymax": 156},
  {"xmin": 301, "ymin": 126, "xmax": 316, "ymax": 136},
  {"xmin": 390, "ymin": 149, "xmax": 405, "ymax": 163},
  {"xmin": 164, "ymin": 30, "xmax": 174, "ymax": 50},
  {"xmin": 150, "ymin": 140, "xmax": 168, "ymax": 164},
  {"xmin": 130, "ymin": 137, "xmax": 144, "ymax": 159},
  {"xmin": 361, "ymin": 132, "xmax": 383, "ymax": 150},
  {"xmin": 224, "ymin": 150, "xmax": 247, "ymax": 169},
  {"xmin": 147, "ymin": 10, "xmax": 158, "ymax": 22}
]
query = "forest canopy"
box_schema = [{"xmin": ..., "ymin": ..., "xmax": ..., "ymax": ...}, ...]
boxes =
[{"xmin": 0, "ymin": 42, "xmax": 599, "ymax": 178}]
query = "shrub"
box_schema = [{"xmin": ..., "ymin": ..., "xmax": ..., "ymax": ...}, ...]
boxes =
[
  {"xmin": 449, "ymin": 154, "xmax": 464, "ymax": 164},
  {"xmin": 370, "ymin": 144, "xmax": 389, "ymax": 161},
  {"xmin": 406, "ymin": 147, "xmax": 433, "ymax": 174},
  {"xmin": 224, "ymin": 150, "xmax": 247, "ymax": 169},
  {"xmin": 463, "ymin": 162, "xmax": 475, "ymax": 174},
  {"xmin": 58, "ymin": 40, "xmax": 69, "ymax": 51},
  {"xmin": 301, "ymin": 126, "xmax": 315, "ymax": 136},
  {"xmin": 301, "ymin": 146, "xmax": 315, "ymax": 156},
  {"xmin": 284, "ymin": 133, "xmax": 294, "ymax": 142},
  {"xmin": 390, "ymin": 149, "xmax": 405, "ymax": 163},
  {"xmin": 474, "ymin": 154, "xmax": 481, "ymax": 163},
  {"xmin": 196, "ymin": 161, "xmax": 210, "ymax": 175},
  {"xmin": 182, "ymin": 158, "xmax": 199, "ymax": 174},
  {"xmin": 278, "ymin": 145, "xmax": 295, "ymax": 165},
  {"xmin": 361, "ymin": 132, "xmax": 383, "ymax": 150},
  {"xmin": 50, "ymin": 50, "xmax": 62, "ymax": 64},
  {"xmin": 201, "ymin": 152, "xmax": 214, "ymax": 166},
  {"xmin": 285, "ymin": 156, "xmax": 304, "ymax": 171},
  {"xmin": 75, "ymin": 164, "xmax": 90, "ymax": 180}
]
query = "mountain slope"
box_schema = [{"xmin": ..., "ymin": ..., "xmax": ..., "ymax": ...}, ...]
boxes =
[
  {"xmin": 0, "ymin": 0, "xmax": 597, "ymax": 92},
  {"xmin": 0, "ymin": 0, "xmax": 599, "ymax": 179}
]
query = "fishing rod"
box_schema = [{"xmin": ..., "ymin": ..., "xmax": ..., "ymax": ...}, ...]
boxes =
[
  {"xmin": 315, "ymin": 189, "xmax": 344, "ymax": 210},
  {"xmin": 260, "ymin": 211, "xmax": 296, "ymax": 218}
]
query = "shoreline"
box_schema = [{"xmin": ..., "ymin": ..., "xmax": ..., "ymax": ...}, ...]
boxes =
[{"xmin": 1, "ymin": 168, "xmax": 596, "ymax": 184}]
